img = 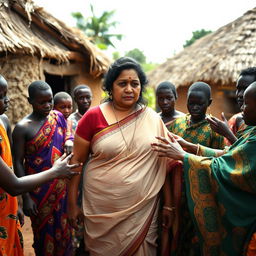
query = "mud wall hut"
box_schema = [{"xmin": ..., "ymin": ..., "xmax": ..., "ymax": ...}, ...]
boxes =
[
  {"xmin": 148, "ymin": 7, "xmax": 256, "ymax": 119},
  {"xmin": 0, "ymin": 0, "xmax": 110, "ymax": 124}
]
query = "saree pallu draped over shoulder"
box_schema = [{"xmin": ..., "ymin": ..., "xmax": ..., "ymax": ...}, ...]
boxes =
[
  {"xmin": 183, "ymin": 126, "xmax": 256, "ymax": 256},
  {"xmin": 82, "ymin": 107, "xmax": 169, "ymax": 256},
  {"xmin": 25, "ymin": 110, "xmax": 73, "ymax": 256}
]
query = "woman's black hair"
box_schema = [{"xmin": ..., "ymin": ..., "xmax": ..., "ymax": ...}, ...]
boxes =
[
  {"xmin": 102, "ymin": 57, "xmax": 148, "ymax": 104},
  {"xmin": 156, "ymin": 81, "xmax": 178, "ymax": 99}
]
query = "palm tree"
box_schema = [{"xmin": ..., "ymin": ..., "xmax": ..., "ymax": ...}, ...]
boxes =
[{"xmin": 72, "ymin": 5, "xmax": 122, "ymax": 49}]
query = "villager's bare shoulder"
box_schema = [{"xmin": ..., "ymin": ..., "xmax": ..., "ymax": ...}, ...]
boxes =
[
  {"xmin": 13, "ymin": 114, "xmax": 33, "ymax": 135},
  {"xmin": 0, "ymin": 114, "xmax": 10, "ymax": 130}
]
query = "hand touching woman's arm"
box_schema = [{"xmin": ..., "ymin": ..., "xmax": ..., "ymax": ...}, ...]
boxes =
[
  {"xmin": 0, "ymin": 153, "xmax": 80, "ymax": 196},
  {"xmin": 67, "ymin": 134, "xmax": 90, "ymax": 230}
]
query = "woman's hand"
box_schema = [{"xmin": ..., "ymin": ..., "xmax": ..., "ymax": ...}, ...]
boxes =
[
  {"xmin": 170, "ymin": 132, "xmax": 191, "ymax": 150},
  {"xmin": 67, "ymin": 204, "xmax": 84, "ymax": 230},
  {"xmin": 162, "ymin": 207, "xmax": 175, "ymax": 229},
  {"xmin": 52, "ymin": 153, "xmax": 82, "ymax": 179},
  {"xmin": 151, "ymin": 133, "xmax": 186, "ymax": 161}
]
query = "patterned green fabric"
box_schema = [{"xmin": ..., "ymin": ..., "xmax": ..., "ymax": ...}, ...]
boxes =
[
  {"xmin": 169, "ymin": 114, "xmax": 224, "ymax": 149},
  {"xmin": 168, "ymin": 114, "xmax": 224, "ymax": 256},
  {"xmin": 184, "ymin": 126, "xmax": 256, "ymax": 256}
]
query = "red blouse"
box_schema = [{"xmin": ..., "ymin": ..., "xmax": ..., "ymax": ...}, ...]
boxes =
[{"xmin": 76, "ymin": 106, "xmax": 108, "ymax": 141}]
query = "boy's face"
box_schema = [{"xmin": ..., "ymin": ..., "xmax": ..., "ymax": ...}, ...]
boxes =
[
  {"xmin": 236, "ymin": 74, "xmax": 256, "ymax": 110},
  {"xmin": 54, "ymin": 98, "xmax": 73, "ymax": 119},
  {"xmin": 30, "ymin": 89, "xmax": 53, "ymax": 117},
  {"xmin": 242, "ymin": 87, "xmax": 256, "ymax": 126},
  {"xmin": 0, "ymin": 82, "xmax": 9, "ymax": 115},
  {"xmin": 157, "ymin": 88, "xmax": 175, "ymax": 114},
  {"xmin": 75, "ymin": 89, "xmax": 92, "ymax": 113},
  {"xmin": 187, "ymin": 90, "xmax": 209, "ymax": 123}
]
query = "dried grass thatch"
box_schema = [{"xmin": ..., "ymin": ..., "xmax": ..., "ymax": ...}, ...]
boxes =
[
  {"xmin": 148, "ymin": 7, "xmax": 256, "ymax": 89},
  {"xmin": 0, "ymin": 0, "xmax": 110, "ymax": 77}
]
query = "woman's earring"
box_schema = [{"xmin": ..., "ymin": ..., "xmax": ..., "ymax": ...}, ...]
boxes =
[{"xmin": 109, "ymin": 91, "xmax": 112, "ymax": 100}]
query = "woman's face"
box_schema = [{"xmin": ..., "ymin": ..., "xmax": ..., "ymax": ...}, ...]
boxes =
[{"xmin": 112, "ymin": 69, "xmax": 141, "ymax": 109}]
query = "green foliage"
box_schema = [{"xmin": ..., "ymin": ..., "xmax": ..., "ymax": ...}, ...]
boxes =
[
  {"xmin": 72, "ymin": 4, "xmax": 123, "ymax": 49},
  {"xmin": 112, "ymin": 51, "xmax": 120, "ymax": 60},
  {"xmin": 183, "ymin": 29, "xmax": 212, "ymax": 48},
  {"xmin": 125, "ymin": 48, "xmax": 146, "ymax": 64},
  {"xmin": 143, "ymin": 87, "xmax": 156, "ymax": 110},
  {"xmin": 142, "ymin": 62, "xmax": 159, "ymax": 73}
]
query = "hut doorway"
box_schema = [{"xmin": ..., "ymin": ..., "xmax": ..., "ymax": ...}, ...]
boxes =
[{"xmin": 45, "ymin": 73, "xmax": 73, "ymax": 96}]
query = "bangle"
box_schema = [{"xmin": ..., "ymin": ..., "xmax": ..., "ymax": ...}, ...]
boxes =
[
  {"xmin": 196, "ymin": 143, "xmax": 200, "ymax": 155},
  {"xmin": 163, "ymin": 206, "xmax": 175, "ymax": 212}
]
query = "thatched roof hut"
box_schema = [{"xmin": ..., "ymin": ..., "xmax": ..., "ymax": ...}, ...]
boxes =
[
  {"xmin": 0, "ymin": 0, "xmax": 110, "ymax": 124},
  {"xmin": 148, "ymin": 7, "xmax": 256, "ymax": 117}
]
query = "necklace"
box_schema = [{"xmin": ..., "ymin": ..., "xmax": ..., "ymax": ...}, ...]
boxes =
[{"xmin": 111, "ymin": 102, "xmax": 139, "ymax": 155}]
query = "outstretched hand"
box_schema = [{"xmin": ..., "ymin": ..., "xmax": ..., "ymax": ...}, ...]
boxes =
[
  {"xmin": 151, "ymin": 133, "xmax": 186, "ymax": 161},
  {"xmin": 206, "ymin": 113, "xmax": 237, "ymax": 144},
  {"xmin": 52, "ymin": 153, "xmax": 82, "ymax": 179},
  {"xmin": 206, "ymin": 112, "xmax": 230, "ymax": 136}
]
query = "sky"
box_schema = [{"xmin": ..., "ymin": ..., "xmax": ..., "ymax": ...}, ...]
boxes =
[{"xmin": 34, "ymin": 0, "xmax": 255, "ymax": 63}]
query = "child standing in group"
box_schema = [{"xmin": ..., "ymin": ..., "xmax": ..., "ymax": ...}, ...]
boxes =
[
  {"xmin": 68, "ymin": 85, "xmax": 92, "ymax": 133},
  {"xmin": 12, "ymin": 81, "xmax": 74, "ymax": 256},
  {"xmin": 156, "ymin": 81, "xmax": 185, "ymax": 255},
  {"xmin": 162, "ymin": 82, "xmax": 224, "ymax": 256},
  {"xmin": 68, "ymin": 85, "xmax": 92, "ymax": 256},
  {"xmin": 156, "ymin": 81, "xmax": 184, "ymax": 126},
  {"xmin": 53, "ymin": 91, "xmax": 73, "ymax": 119}
]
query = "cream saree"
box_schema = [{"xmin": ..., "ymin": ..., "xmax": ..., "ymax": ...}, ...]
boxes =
[{"xmin": 82, "ymin": 107, "xmax": 169, "ymax": 256}]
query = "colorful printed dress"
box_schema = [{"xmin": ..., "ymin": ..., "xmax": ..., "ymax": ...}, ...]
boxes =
[
  {"xmin": 168, "ymin": 114, "xmax": 224, "ymax": 256},
  {"xmin": 184, "ymin": 126, "xmax": 256, "ymax": 256},
  {"xmin": 24, "ymin": 110, "xmax": 73, "ymax": 256},
  {"xmin": 225, "ymin": 112, "xmax": 247, "ymax": 145},
  {"xmin": 0, "ymin": 121, "xmax": 23, "ymax": 256}
]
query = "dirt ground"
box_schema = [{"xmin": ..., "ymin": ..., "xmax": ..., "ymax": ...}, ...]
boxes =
[{"xmin": 22, "ymin": 216, "xmax": 35, "ymax": 256}]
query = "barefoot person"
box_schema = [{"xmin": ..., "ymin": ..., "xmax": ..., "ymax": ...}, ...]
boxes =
[
  {"xmin": 12, "ymin": 81, "xmax": 74, "ymax": 256},
  {"xmin": 0, "ymin": 76, "xmax": 79, "ymax": 256},
  {"xmin": 152, "ymin": 81, "xmax": 256, "ymax": 256}
]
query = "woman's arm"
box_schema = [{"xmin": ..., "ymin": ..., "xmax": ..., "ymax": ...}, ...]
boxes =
[
  {"xmin": 0, "ymin": 154, "xmax": 80, "ymax": 196},
  {"xmin": 67, "ymin": 134, "xmax": 90, "ymax": 229}
]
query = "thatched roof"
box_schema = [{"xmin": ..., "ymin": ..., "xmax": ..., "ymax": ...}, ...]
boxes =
[
  {"xmin": 148, "ymin": 7, "xmax": 256, "ymax": 89},
  {"xmin": 0, "ymin": 0, "xmax": 110, "ymax": 77}
]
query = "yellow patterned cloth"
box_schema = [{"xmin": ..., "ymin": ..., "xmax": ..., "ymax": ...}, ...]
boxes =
[{"xmin": 169, "ymin": 114, "xmax": 224, "ymax": 149}]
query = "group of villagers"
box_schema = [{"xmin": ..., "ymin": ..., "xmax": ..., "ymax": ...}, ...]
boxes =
[{"xmin": 0, "ymin": 56, "xmax": 256, "ymax": 256}]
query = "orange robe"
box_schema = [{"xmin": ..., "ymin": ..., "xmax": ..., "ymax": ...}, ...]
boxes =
[{"xmin": 0, "ymin": 122, "xmax": 23, "ymax": 256}]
